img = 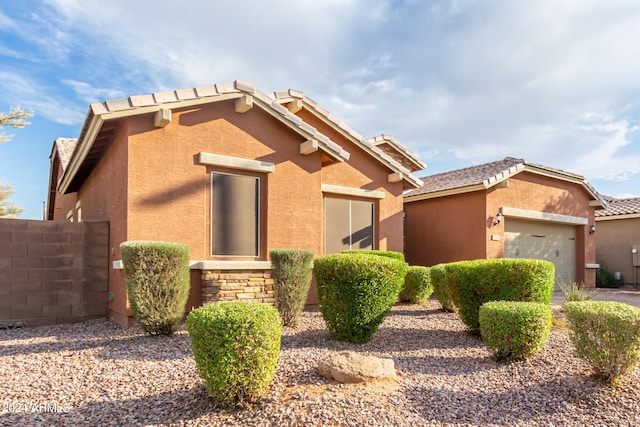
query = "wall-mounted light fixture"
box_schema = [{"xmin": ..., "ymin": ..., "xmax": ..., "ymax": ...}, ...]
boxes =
[
  {"xmin": 493, "ymin": 211, "xmax": 502, "ymax": 226},
  {"xmin": 589, "ymin": 224, "xmax": 596, "ymax": 234}
]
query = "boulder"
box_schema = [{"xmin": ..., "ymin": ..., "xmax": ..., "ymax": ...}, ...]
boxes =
[{"xmin": 318, "ymin": 351, "xmax": 397, "ymax": 383}]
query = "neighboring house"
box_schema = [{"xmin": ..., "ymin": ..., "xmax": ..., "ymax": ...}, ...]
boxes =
[
  {"xmin": 595, "ymin": 196, "xmax": 640, "ymax": 286},
  {"xmin": 403, "ymin": 157, "xmax": 605, "ymax": 287},
  {"xmin": 47, "ymin": 80, "xmax": 423, "ymax": 326}
]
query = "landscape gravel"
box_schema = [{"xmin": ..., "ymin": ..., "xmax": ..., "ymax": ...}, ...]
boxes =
[{"xmin": 1, "ymin": 302, "xmax": 639, "ymax": 426}]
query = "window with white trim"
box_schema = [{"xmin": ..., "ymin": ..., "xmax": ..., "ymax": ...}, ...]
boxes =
[
  {"xmin": 211, "ymin": 172, "xmax": 260, "ymax": 257},
  {"xmin": 324, "ymin": 197, "xmax": 374, "ymax": 254}
]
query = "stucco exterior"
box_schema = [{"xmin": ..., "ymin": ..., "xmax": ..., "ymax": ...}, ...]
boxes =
[
  {"xmin": 595, "ymin": 196, "xmax": 640, "ymax": 286},
  {"xmin": 404, "ymin": 159, "xmax": 602, "ymax": 287},
  {"xmin": 48, "ymin": 81, "xmax": 422, "ymax": 326}
]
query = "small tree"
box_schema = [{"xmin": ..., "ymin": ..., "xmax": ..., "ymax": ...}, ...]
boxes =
[
  {"xmin": 0, "ymin": 106, "xmax": 34, "ymax": 144},
  {"xmin": 0, "ymin": 183, "xmax": 24, "ymax": 218}
]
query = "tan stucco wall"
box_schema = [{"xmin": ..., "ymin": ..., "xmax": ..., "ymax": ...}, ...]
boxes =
[
  {"xmin": 404, "ymin": 171, "xmax": 597, "ymax": 286},
  {"xmin": 596, "ymin": 217, "xmax": 640, "ymax": 285},
  {"xmin": 55, "ymin": 99, "xmax": 406, "ymax": 325},
  {"xmin": 404, "ymin": 191, "xmax": 487, "ymax": 266}
]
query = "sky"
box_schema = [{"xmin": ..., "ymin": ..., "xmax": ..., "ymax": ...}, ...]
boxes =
[{"xmin": 1, "ymin": 0, "xmax": 640, "ymax": 219}]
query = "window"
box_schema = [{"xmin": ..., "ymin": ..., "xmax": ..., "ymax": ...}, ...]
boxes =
[
  {"xmin": 324, "ymin": 197, "xmax": 374, "ymax": 254},
  {"xmin": 211, "ymin": 172, "xmax": 260, "ymax": 257}
]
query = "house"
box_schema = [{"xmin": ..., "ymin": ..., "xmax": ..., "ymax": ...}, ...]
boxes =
[
  {"xmin": 47, "ymin": 80, "xmax": 423, "ymax": 326},
  {"xmin": 595, "ymin": 196, "xmax": 640, "ymax": 286},
  {"xmin": 403, "ymin": 157, "xmax": 605, "ymax": 287}
]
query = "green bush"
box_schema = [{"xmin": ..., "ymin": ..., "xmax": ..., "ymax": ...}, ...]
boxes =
[
  {"xmin": 341, "ymin": 249, "xmax": 405, "ymax": 262},
  {"xmin": 314, "ymin": 253, "xmax": 407, "ymax": 343},
  {"xmin": 596, "ymin": 267, "xmax": 622, "ymax": 288},
  {"xmin": 564, "ymin": 301, "xmax": 640, "ymax": 385},
  {"xmin": 445, "ymin": 258, "xmax": 555, "ymax": 334},
  {"xmin": 269, "ymin": 249, "xmax": 314, "ymax": 326},
  {"xmin": 121, "ymin": 241, "xmax": 190, "ymax": 335},
  {"xmin": 186, "ymin": 302, "xmax": 282, "ymax": 407},
  {"xmin": 430, "ymin": 263, "xmax": 455, "ymax": 312},
  {"xmin": 399, "ymin": 266, "xmax": 433, "ymax": 304},
  {"xmin": 479, "ymin": 301, "xmax": 552, "ymax": 361}
]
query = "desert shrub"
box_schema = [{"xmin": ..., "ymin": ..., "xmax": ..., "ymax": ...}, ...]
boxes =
[
  {"xmin": 564, "ymin": 301, "xmax": 640, "ymax": 385},
  {"xmin": 269, "ymin": 249, "xmax": 314, "ymax": 326},
  {"xmin": 314, "ymin": 253, "xmax": 407, "ymax": 343},
  {"xmin": 341, "ymin": 249, "xmax": 405, "ymax": 262},
  {"xmin": 186, "ymin": 302, "xmax": 282, "ymax": 407},
  {"xmin": 479, "ymin": 301, "xmax": 552, "ymax": 361},
  {"xmin": 558, "ymin": 281, "xmax": 597, "ymax": 302},
  {"xmin": 430, "ymin": 263, "xmax": 455, "ymax": 312},
  {"xmin": 445, "ymin": 258, "xmax": 554, "ymax": 334},
  {"xmin": 399, "ymin": 266, "xmax": 433, "ymax": 304},
  {"xmin": 121, "ymin": 241, "xmax": 190, "ymax": 335},
  {"xmin": 596, "ymin": 266, "xmax": 622, "ymax": 288}
]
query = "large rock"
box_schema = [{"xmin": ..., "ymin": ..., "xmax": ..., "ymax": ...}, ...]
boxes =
[{"xmin": 318, "ymin": 351, "xmax": 397, "ymax": 383}]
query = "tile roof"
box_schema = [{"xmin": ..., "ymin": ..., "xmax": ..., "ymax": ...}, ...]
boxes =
[
  {"xmin": 596, "ymin": 196, "xmax": 640, "ymax": 217},
  {"xmin": 52, "ymin": 138, "xmax": 78, "ymax": 172},
  {"xmin": 404, "ymin": 156, "xmax": 605, "ymax": 206},
  {"xmin": 406, "ymin": 157, "xmax": 525, "ymax": 197}
]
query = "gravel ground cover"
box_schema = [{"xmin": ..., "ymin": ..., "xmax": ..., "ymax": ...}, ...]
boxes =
[{"xmin": 1, "ymin": 302, "xmax": 639, "ymax": 426}]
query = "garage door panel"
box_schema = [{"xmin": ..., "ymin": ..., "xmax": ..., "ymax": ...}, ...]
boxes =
[{"xmin": 504, "ymin": 219, "xmax": 576, "ymax": 285}]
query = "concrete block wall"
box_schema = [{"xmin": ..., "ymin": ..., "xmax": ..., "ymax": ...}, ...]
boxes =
[{"xmin": 0, "ymin": 219, "xmax": 109, "ymax": 327}]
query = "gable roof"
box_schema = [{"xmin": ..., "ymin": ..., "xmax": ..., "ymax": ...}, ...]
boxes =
[
  {"xmin": 366, "ymin": 134, "xmax": 426, "ymax": 172},
  {"xmin": 404, "ymin": 156, "xmax": 605, "ymax": 207},
  {"xmin": 271, "ymin": 89, "xmax": 423, "ymax": 188},
  {"xmin": 49, "ymin": 138, "xmax": 78, "ymax": 173},
  {"xmin": 56, "ymin": 80, "xmax": 422, "ymax": 194},
  {"xmin": 596, "ymin": 196, "xmax": 640, "ymax": 219}
]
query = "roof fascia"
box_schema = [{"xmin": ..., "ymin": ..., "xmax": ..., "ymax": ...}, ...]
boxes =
[
  {"xmin": 595, "ymin": 213, "xmax": 640, "ymax": 221},
  {"xmin": 403, "ymin": 184, "xmax": 486, "ymax": 203}
]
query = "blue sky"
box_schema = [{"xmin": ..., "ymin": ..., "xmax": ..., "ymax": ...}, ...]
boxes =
[{"xmin": 1, "ymin": 0, "xmax": 640, "ymax": 219}]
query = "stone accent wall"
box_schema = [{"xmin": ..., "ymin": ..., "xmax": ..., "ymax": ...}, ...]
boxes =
[
  {"xmin": 200, "ymin": 269, "xmax": 275, "ymax": 305},
  {"xmin": 0, "ymin": 219, "xmax": 109, "ymax": 327}
]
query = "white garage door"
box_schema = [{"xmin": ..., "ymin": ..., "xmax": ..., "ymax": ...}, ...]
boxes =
[{"xmin": 504, "ymin": 219, "xmax": 576, "ymax": 285}]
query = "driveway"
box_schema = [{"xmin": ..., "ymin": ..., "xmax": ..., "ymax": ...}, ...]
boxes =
[{"xmin": 551, "ymin": 284, "xmax": 640, "ymax": 307}]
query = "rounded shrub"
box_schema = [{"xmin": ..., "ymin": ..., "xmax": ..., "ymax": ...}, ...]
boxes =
[
  {"xmin": 564, "ymin": 301, "xmax": 640, "ymax": 385},
  {"xmin": 314, "ymin": 253, "xmax": 407, "ymax": 343},
  {"xmin": 341, "ymin": 249, "xmax": 405, "ymax": 262},
  {"xmin": 121, "ymin": 241, "xmax": 190, "ymax": 335},
  {"xmin": 479, "ymin": 301, "xmax": 552, "ymax": 361},
  {"xmin": 445, "ymin": 258, "xmax": 555, "ymax": 334},
  {"xmin": 186, "ymin": 302, "xmax": 282, "ymax": 407},
  {"xmin": 269, "ymin": 249, "xmax": 314, "ymax": 326},
  {"xmin": 430, "ymin": 263, "xmax": 455, "ymax": 312},
  {"xmin": 399, "ymin": 266, "xmax": 433, "ymax": 304}
]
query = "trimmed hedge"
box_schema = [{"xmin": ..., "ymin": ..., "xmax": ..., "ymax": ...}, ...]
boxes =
[
  {"xmin": 121, "ymin": 241, "xmax": 190, "ymax": 335},
  {"xmin": 186, "ymin": 302, "xmax": 282, "ymax": 407},
  {"xmin": 341, "ymin": 249, "xmax": 405, "ymax": 262},
  {"xmin": 430, "ymin": 263, "xmax": 455, "ymax": 312},
  {"xmin": 314, "ymin": 253, "xmax": 407, "ymax": 343},
  {"xmin": 445, "ymin": 258, "xmax": 555, "ymax": 334},
  {"xmin": 269, "ymin": 249, "xmax": 314, "ymax": 326},
  {"xmin": 564, "ymin": 301, "xmax": 640, "ymax": 385},
  {"xmin": 399, "ymin": 266, "xmax": 433, "ymax": 304},
  {"xmin": 479, "ymin": 301, "xmax": 552, "ymax": 361}
]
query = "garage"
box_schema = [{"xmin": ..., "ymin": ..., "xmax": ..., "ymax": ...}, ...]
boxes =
[{"xmin": 504, "ymin": 218, "xmax": 576, "ymax": 284}]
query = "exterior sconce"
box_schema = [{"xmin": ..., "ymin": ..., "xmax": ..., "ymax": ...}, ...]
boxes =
[
  {"xmin": 589, "ymin": 224, "xmax": 596, "ymax": 234},
  {"xmin": 493, "ymin": 212, "xmax": 502, "ymax": 226}
]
